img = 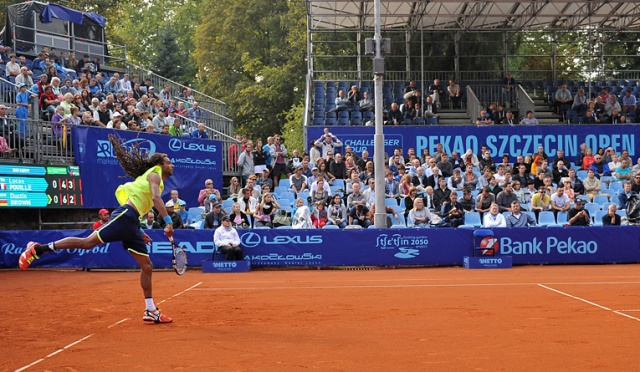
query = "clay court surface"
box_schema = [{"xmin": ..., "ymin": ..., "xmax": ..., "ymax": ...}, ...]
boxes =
[{"xmin": 3, "ymin": 265, "xmax": 640, "ymax": 371}]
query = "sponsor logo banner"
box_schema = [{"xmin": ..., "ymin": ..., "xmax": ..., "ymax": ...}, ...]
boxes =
[
  {"xmin": 72, "ymin": 127, "xmax": 223, "ymax": 208},
  {"xmin": 1, "ymin": 227, "xmax": 638, "ymax": 269},
  {"xmin": 308, "ymin": 125, "xmax": 637, "ymax": 161}
]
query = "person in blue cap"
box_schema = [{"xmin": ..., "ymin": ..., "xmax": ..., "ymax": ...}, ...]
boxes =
[{"xmin": 15, "ymin": 83, "xmax": 31, "ymax": 135}]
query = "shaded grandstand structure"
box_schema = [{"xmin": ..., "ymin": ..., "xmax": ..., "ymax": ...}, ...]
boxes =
[{"xmin": 303, "ymin": 0, "xmax": 640, "ymax": 127}]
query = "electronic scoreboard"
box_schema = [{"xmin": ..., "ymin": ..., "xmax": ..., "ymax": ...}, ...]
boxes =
[{"xmin": 0, "ymin": 163, "xmax": 83, "ymax": 208}]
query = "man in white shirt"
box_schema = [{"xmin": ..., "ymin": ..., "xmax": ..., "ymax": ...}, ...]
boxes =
[
  {"xmin": 483, "ymin": 203, "xmax": 506, "ymax": 227},
  {"xmin": 362, "ymin": 178, "xmax": 376, "ymax": 207},
  {"xmin": 550, "ymin": 187, "xmax": 571, "ymax": 215},
  {"xmin": 213, "ymin": 216, "xmax": 243, "ymax": 260}
]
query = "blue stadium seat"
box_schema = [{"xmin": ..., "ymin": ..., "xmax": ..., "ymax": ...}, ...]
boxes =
[
  {"xmin": 188, "ymin": 207, "xmax": 205, "ymax": 222},
  {"xmin": 576, "ymin": 170, "xmax": 588, "ymax": 180},
  {"xmin": 273, "ymin": 186, "xmax": 288, "ymax": 196},
  {"xmin": 351, "ymin": 111, "xmax": 362, "ymax": 125},
  {"xmin": 414, "ymin": 118, "xmax": 425, "ymax": 125},
  {"xmin": 222, "ymin": 199, "xmax": 235, "ymax": 209},
  {"xmin": 593, "ymin": 195, "xmax": 609, "ymax": 205},
  {"xmin": 279, "ymin": 179, "xmax": 291, "ymax": 189},
  {"xmin": 363, "ymin": 111, "xmax": 374, "ymax": 123},
  {"xmin": 325, "ymin": 118, "xmax": 337, "ymax": 126},
  {"xmin": 389, "ymin": 213, "xmax": 406, "ymax": 227},
  {"xmin": 600, "ymin": 176, "xmax": 613, "ymax": 185},
  {"xmin": 584, "ymin": 203, "xmax": 601, "ymax": 217},
  {"xmin": 338, "ymin": 111, "xmax": 350, "ymax": 119},
  {"xmin": 337, "ymin": 117, "xmax": 349, "ymax": 126},
  {"xmin": 314, "ymin": 81, "xmax": 324, "ymax": 88},
  {"xmin": 464, "ymin": 212, "xmax": 482, "ymax": 227},
  {"xmin": 426, "ymin": 117, "xmax": 438, "ymax": 125},
  {"xmin": 323, "ymin": 224, "xmax": 340, "ymax": 229},
  {"xmin": 298, "ymin": 190, "xmax": 310, "ymax": 201},
  {"xmin": 333, "ymin": 179, "xmax": 345, "ymax": 190},
  {"xmin": 556, "ymin": 211, "xmax": 568, "ymax": 225},
  {"xmin": 385, "ymin": 198, "xmax": 399, "ymax": 207},
  {"xmin": 609, "ymin": 182, "xmax": 624, "ymax": 193},
  {"xmin": 593, "ymin": 210, "xmax": 608, "ymax": 226},
  {"xmin": 313, "ymin": 118, "xmax": 324, "ymax": 126},
  {"xmin": 326, "ymin": 81, "xmax": 335, "ymax": 88},
  {"xmin": 538, "ymin": 211, "xmax": 560, "ymax": 227},
  {"xmin": 325, "ymin": 111, "xmax": 336, "ymax": 119}
]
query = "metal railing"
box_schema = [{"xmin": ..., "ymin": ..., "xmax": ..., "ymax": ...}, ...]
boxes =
[
  {"xmin": 11, "ymin": 24, "xmax": 127, "ymax": 69},
  {"xmin": 466, "ymin": 87, "xmax": 481, "ymax": 124},
  {"xmin": 466, "ymin": 84, "xmax": 518, "ymax": 109},
  {"xmin": 172, "ymin": 97, "xmax": 234, "ymax": 138},
  {"xmin": 125, "ymin": 63, "xmax": 228, "ymax": 117},
  {"xmin": 517, "ymin": 85, "xmax": 535, "ymax": 118}
]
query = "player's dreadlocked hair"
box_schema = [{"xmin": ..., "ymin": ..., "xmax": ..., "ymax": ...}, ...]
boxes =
[{"xmin": 108, "ymin": 134, "xmax": 167, "ymax": 179}]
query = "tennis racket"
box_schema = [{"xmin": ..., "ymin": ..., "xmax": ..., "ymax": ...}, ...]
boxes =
[{"xmin": 168, "ymin": 236, "xmax": 188, "ymax": 276}]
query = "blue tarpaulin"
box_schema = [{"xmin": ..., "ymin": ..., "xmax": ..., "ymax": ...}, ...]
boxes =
[
  {"xmin": 41, "ymin": 3, "xmax": 84, "ymax": 25},
  {"xmin": 41, "ymin": 3, "xmax": 107, "ymax": 28}
]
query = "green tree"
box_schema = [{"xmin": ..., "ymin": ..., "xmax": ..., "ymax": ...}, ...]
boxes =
[
  {"xmin": 106, "ymin": 0, "xmax": 201, "ymax": 86},
  {"xmin": 194, "ymin": 0, "xmax": 307, "ymax": 141},
  {"xmin": 150, "ymin": 27, "xmax": 182, "ymax": 82}
]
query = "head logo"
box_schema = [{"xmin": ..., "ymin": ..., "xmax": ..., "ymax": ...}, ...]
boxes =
[
  {"xmin": 394, "ymin": 248, "xmax": 420, "ymax": 259},
  {"xmin": 241, "ymin": 232, "xmax": 262, "ymax": 248},
  {"xmin": 479, "ymin": 236, "xmax": 499, "ymax": 256}
]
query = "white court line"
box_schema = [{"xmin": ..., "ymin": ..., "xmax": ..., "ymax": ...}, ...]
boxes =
[
  {"xmin": 538, "ymin": 284, "xmax": 640, "ymax": 323},
  {"xmin": 192, "ymin": 281, "xmax": 640, "ymax": 292},
  {"xmin": 14, "ymin": 334, "xmax": 94, "ymax": 372},
  {"xmin": 158, "ymin": 281, "xmax": 202, "ymax": 305},
  {"xmin": 107, "ymin": 318, "xmax": 130, "ymax": 329},
  {"xmin": 616, "ymin": 309, "xmax": 640, "ymax": 312},
  {"xmin": 14, "ymin": 281, "xmax": 202, "ymax": 371}
]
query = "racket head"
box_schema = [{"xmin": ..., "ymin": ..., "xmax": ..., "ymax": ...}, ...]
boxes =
[
  {"xmin": 173, "ymin": 248, "xmax": 187, "ymax": 276},
  {"xmin": 169, "ymin": 236, "xmax": 188, "ymax": 276}
]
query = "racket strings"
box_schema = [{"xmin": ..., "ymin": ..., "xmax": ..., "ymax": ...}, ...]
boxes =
[{"xmin": 175, "ymin": 250, "xmax": 188, "ymax": 274}]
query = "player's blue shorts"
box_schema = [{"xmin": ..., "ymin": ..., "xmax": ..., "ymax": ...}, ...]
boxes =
[{"xmin": 96, "ymin": 204, "xmax": 148, "ymax": 256}]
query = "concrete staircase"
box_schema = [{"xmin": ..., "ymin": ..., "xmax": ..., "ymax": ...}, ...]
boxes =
[
  {"xmin": 438, "ymin": 108, "xmax": 471, "ymax": 125},
  {"xmin": 437, "ymin": 92, "xmax": 565, "ymax": 125}
]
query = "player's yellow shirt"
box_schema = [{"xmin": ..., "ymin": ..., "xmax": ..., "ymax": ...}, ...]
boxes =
[{"xmin": 115, "ymin": 165, "xmax": 164, "ymax": 217}]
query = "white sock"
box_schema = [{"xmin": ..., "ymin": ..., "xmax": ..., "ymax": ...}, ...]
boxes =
[{"xmin": 145, "ymin": 298, "xmax": 156, "ymax": 311}]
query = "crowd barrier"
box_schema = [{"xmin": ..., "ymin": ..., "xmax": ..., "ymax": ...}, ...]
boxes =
[{"xmin": 1, "ymin": 227, "xmax": 639, "ymax": 269}]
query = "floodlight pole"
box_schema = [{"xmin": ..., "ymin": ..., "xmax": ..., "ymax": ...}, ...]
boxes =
[{"xmin": 373, "ymin": 0, "xmax": 386, "ymax": 228}]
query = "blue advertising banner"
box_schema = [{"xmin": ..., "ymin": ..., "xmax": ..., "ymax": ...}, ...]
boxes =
[
  {"xmin": 1, "ymin": 227, "xmax": 639, "ymax": 269},
  {"xmin": 72, "ymin": 127, "xmax": 223, "ymax": 208},
  {"xmin": 307, "ymin": 125, "xmax": 638, "ymax": 162}
]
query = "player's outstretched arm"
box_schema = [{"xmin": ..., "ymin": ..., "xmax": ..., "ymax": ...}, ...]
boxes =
[{"xmin": 148, "ymin": 172, "xmax": 174, "ymax": 237}]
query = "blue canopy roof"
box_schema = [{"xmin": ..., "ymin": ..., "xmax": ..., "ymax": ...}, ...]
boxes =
[{"xmin": 41, "ymin": 3, "xmax": 106, "ymax": 28}]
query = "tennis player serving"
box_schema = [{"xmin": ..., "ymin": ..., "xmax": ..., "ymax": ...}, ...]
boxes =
[{"xmin": 19, "ymin": 134, "xmax": 175, "ymax": 324}]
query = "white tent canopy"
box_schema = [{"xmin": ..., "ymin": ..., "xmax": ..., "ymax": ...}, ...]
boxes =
[{"xmin": 307, "ymin": 0, "xmax": 640, "ymax": 31}]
